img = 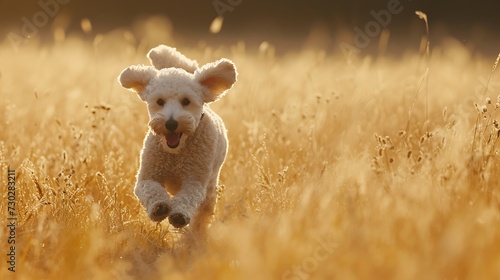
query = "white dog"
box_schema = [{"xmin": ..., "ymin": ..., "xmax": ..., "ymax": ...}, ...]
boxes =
[{"xmin": 118, "ymin": 45, "xmax": 237, "ymax": 233}]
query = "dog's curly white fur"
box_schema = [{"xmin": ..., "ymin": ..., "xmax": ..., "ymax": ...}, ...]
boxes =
[{"xmin": 118, "ymin": 45, "xmax": 237, "ymax": 232}]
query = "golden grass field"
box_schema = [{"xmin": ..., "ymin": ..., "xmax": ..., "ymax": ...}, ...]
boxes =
[{"xmin": 1, "ymin": 24, "xmax": 500, "ymax": 279}]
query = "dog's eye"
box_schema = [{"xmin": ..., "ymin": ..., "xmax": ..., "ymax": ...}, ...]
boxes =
[
  {"xmin": 181, "ymin": 98, "xmax": 190, "ymax": 106},
  {"xmin": 157, "ymin": 99, "xmax": 165, "ymax": 106}
]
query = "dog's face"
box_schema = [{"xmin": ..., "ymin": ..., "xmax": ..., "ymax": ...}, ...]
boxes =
[
  {"xmin": 144, "ymin": 70, "xmax": 204, "ymax": 152},
  {"xmin": 118, "ymin": 47, "xmax": 237, "ymax": 153}
]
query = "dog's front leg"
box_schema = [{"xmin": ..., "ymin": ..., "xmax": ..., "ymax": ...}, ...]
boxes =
[
  {"xmin": 134, "ymin": 180, "xmax": 172, "ymax": 222},
  {"xmin": 169, "ymin": 181, "xmax": 207, "ymax": 228}
]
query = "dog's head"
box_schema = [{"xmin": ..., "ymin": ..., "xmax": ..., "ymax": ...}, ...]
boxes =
[{"xmin": 118, "ymin": 45, "xmax": 237, "ymax": 153}]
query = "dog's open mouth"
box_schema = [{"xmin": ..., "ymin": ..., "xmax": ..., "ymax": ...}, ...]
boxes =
[{"xmin": 166, "ymin": 132, "xmax": 182, "ymax": 148}]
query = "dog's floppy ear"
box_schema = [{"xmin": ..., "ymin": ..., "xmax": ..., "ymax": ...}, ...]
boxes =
[
  {"xmin": 147, "ymin": 45, "xmax": 199, "ymax": 73},
  {"xmin": 118, "ymin": 65, "xmax": 157, "ymax": 100},
  {"xmin": 195, "ymin": 59, "xmax": 237, "ymax": 103}
]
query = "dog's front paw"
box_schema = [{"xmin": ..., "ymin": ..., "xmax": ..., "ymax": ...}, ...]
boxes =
[
  {"xmin": 148, "ymin": 201, "xmax": 170, "ymax": 222},
  {"xmin": 169, "ymin": 212, "xmax": 191, "ymax": 228}
]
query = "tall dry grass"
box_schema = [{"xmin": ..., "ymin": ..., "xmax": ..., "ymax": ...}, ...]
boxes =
[{"xmin": 0, "ymin": 29, "xmax": 499, "ymax": 280}]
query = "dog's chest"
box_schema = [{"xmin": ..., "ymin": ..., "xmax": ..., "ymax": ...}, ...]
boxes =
[
  {"xmin": 153, "ymin": 148, "xmax": 192, "ymax": 194},
  {"xmin": 156, "ymin": 147, "xmax": 191, "ymax": 174}
]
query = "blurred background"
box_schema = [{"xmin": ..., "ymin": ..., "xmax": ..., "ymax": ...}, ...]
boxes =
[{"xmin": 1, "ymin": 0, "xmax": 499, "ymax": 56}]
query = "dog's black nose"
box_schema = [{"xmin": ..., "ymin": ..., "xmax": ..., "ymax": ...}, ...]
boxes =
[{"xmin": 165, "ymin": 118, "xmax": 178, "ymax": 132}]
